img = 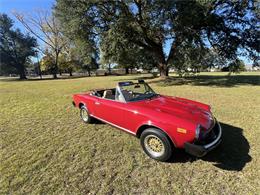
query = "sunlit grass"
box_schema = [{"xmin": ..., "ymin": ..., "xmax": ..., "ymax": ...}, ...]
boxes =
[{"xmin": 0, "ymin": 72, "xmax": 260, "ymax": 194}]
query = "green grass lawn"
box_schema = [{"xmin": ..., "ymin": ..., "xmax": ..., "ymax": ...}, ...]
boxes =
[{"xmin": 1, "ymin": 72, "xmax": 260, "ymax": 194}]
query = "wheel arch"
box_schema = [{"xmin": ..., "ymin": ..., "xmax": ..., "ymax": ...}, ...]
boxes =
[
  {"xmin": 136, "ymin": 124, "xmax": 176, "ymax": 147},
  {"xmin": 78, "ymin": 102, "xmax": 86, "ymax": 108}
]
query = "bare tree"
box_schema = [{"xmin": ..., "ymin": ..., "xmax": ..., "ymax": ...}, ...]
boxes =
[{"xmin": 13, "ymin": 10, "xmax": 68, "ymax": 78}]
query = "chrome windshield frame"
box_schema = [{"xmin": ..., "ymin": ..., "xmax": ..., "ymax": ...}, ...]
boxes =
[
  {"xmin": 116, "ymin": 85, "xmax": 127, "ymax": 103},
  {"xmin": 116, "ymin": 82, "xmax": 156, "ymax": 103}
]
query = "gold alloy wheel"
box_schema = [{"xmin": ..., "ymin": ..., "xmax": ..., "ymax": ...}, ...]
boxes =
[
  {"xmin": 144, "ymin": 135, "xmax": 165, "ymax": 157},
  {"xmin": 148, "ymin": 137, "xmax": 163, "ymax": 152},
  {"xmin": 81, "ymin": 108, "xmax": 89, "ymax": 122}
]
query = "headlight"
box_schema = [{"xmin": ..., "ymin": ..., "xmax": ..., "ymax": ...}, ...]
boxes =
[{"xmin": 195, "ymin": 124, "xmax": 201, "ymax": 139}]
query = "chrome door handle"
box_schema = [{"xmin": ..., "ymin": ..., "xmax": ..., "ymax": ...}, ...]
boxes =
[{"xmin": 95, "ymin": 102, "xmax": 100, "ymax": 105}]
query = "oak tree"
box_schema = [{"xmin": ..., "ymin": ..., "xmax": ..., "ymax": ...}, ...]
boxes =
[{"xmin": 55, "ymin": 0, "xmax": 259, "ymax": 77}]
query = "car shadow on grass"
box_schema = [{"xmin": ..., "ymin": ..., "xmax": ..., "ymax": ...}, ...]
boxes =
[{"xmin": 168, "ymin": 122, "xmax": 252, "ymax": 171}]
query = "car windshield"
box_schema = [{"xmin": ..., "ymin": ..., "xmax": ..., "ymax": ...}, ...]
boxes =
[{"xmin": 119, "ymin": 83, "xmax": 158, "ymax": 102}]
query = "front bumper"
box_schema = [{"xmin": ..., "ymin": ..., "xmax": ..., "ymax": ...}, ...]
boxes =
[{"xmin": 184, "ymin": 121, "xmax": 222, "ymax": 157}]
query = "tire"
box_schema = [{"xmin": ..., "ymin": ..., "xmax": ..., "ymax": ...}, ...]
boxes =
[
  {"xmin": 80, "ymin": 106, "xmax": 93, "ymax": 123},
  {"xmin": 140, "ymin": 128, "xmax": 173, "ymax": 162}
]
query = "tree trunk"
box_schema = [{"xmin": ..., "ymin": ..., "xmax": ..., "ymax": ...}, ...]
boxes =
[
  {"xmin": 38, "ymin": 66, "xmax": 42, "ymax": 79},
  {"xmin": 18, "ymin": 65, "xmax": 27, "ymax": 79},
  {"xmin": 159, "ymin": 63, "xmax": 168, "ymax": 78},
  {"xmin": 87, "ymin": 68, "xmax": 91, "ymax": 76},
  {"xmin": 108, "ymin": 64, "xmax": 112, "ymax": 75},
  {"xmin": 53, "ymin": 51, "xmax": 59, "ymax": 79},
  {"xmin": 155, "ymin": 47, "xmax": 169, "ymax": 78},
  {"xmin": 69, "ymin": 70, "xmax": 73, "ymax": 76},
  {"xmin": 125, "ymin": 67, "xmax": 129, "ymax": 74},
  {"xmin": 37, "ymin": 54, "xmax": 42, "ymax": 79},
  {"xmin": 53, "ymin": 72, "xmax": 57, "ymax": 79}
]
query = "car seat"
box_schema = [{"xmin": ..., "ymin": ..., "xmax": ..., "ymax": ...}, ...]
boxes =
[{"xmin": 102, "ymin": 90, "xmax": 115, "ymax": 100}]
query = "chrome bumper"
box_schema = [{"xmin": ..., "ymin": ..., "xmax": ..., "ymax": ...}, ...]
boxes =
[{"xmin": 184, "ymin": 121, "xmax": 222, "ymax": 157}]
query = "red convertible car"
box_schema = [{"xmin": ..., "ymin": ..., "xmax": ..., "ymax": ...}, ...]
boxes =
[{"xmin": 72, "ymin": 80, "xmax": 222, "ymax": 161}]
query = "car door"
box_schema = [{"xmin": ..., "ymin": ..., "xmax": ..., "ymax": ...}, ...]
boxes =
[{"xmin": 95, "ymin": 98, "xmax": 127, "ymax": 128}]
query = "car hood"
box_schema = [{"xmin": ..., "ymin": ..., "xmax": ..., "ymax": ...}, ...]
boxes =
[{"xmin": 132, "ymin": 95, "xmax": 214, "ymax": 129}]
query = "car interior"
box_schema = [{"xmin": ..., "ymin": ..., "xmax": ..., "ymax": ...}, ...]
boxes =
[
  {"xmin": 91, "ymin": 88, "xmax": 135, "ymax": 102},
  {"xmin": 91, "ymin": 82, "xmax": 151, "ymax": 102},
  {"xmin": 92, "ymin": 89, "xmax": 116, "ymax": 100}
]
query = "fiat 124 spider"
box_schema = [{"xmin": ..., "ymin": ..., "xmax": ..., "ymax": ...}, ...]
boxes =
[{"xmin": 72, "ymin": 80, "xmax": 222, "ymax": 161}]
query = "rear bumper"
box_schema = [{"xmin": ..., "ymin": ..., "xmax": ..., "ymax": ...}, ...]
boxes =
[{"xmin": 184, "ymin": 121, "xmax": 222, "ymax": 157}]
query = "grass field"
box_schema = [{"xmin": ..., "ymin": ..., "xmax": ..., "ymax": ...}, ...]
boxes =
[{"xmin": 0, "ymin": 72, "xmax": 260, "ymax": 194}]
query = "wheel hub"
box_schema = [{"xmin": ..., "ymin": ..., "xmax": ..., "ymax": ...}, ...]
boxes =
[
  {"xmin": 144, "ymin": 135, "xmax": 165, "ymax": 157},
  {"xmin": 147, "ymin": 137, "xmax": 163, "ymax": 152}
]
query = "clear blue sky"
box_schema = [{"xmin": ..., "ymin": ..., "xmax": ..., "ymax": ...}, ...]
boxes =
[
  {"xmin": 0, "ymin": 0, "xmax": 55, "ymax": 61},
  {"xmin": 0, "ymin": 0, "xmax": 54, "ymax": 31},
  {"xmin": 0, "ymin": 0, "xmax": 253, "ymax": 65}
]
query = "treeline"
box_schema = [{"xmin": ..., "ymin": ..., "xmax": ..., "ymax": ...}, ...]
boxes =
[
  {"xmin": 1, "ymin": 1, "xmax": 259, "ymax": 79},
  {"xmin": 0, "ymin": 12, "xmax": 98, "ymax": 79}
]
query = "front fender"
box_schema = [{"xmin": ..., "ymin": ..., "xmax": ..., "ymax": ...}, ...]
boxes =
[{"xmin": 136, "ymin": 116, "xmax": 196, "ymax": 148}]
